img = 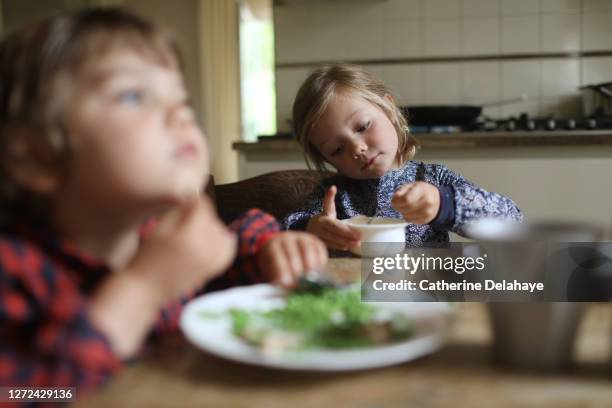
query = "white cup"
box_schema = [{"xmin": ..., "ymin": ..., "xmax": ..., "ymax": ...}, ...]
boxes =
[{"xmin": 342, "ymin": 215, "xmax": 408, "ymax": 257}]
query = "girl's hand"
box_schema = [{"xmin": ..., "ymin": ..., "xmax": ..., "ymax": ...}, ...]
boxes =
[
  {"xmin": 127, "ymin": 196, "xmax": 237, "ymax": 305},
  {"xmin": 256, "ymin": 232, "xmax": 328, "ymax": 288},
  {"xmin": 306, "ymin": 185, "xmax": 362, "ymax": 250},
  {"xmin": 391, "ymin": 181, "xmax": 441, "ymax": 224}
]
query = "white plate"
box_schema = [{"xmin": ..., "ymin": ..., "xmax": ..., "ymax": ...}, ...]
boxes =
[{"xmin": 180, "ymin": 284, "xmax": 452, "ymax": 371}]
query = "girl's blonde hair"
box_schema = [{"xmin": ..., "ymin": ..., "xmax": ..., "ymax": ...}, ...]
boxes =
[{"xmin": 292, "ymin": 64, "xmax": 419, "ymax": 172}]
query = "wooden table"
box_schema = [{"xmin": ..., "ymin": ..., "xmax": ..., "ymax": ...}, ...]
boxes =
[{"xmin": 78, "ymin": 259, "xmax": 612, "ymax": 408}]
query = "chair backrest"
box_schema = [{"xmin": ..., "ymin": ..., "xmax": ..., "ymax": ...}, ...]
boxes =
[{"xmin": 214, "ymin": 169, "xmax": 334, "ymax": 223}]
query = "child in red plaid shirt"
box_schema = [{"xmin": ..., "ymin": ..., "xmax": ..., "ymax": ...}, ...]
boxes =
[{"xmin": 0, "ymin": 8, "xmax": 326, "ymax": 398}]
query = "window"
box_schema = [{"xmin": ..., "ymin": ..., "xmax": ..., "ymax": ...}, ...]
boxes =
[{"xmin": 239, "ymin": 0, "xmax": 276, "ymax": 141}]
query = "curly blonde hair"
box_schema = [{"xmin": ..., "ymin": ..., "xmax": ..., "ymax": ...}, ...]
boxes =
[{"xmin": 292, "ymin": 64, "xmax": 419, "ymax": 172}]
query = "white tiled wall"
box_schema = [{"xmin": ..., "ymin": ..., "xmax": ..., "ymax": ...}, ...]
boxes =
[
  {"xmin": 541, "ymin": 13, "xmax": 580, "ymax": 52},
  {"xmin": 500, "ymin": 0, "xmax": 540, "ymax": 15},
  {"xmin": 582, "ymin": 57, "xmax": 612, "ymax": 84},
  {"xmin": 582, "ymin": 12, "xmax": 612, "ymax": 51},
  {"xmin": 501, "ymin": 15, "xmax": 540, "ymax": 53},
  {"xmin": 382, "ymin": 20, "xmax": 422, "ymax": 57},
  {"xmin": 462, "ymin": 17, "xmax": 500, "ymax": 55},
  {"xmin": 463, "ymin": 0, "xmax": 500, "ymax": 17},
  {"xmin": 274, "ymin": 0, "xmax": 612, "ymax": 131}
]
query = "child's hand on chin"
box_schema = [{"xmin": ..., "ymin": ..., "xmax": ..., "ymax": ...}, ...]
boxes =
[
  {"xmin": 256, "ymin": 232, "xmax": 328, "ymax": 288},
  {"xmin": 128, "ymin": 196, "xmax": 237, "ymax": 305},
  {"xmin": 391, "ymin": 181, "xmax": 441, "ymax": 224},
  {"xmin": 306, "ymin": 185, "xmax": 362, "ymax": 251}
]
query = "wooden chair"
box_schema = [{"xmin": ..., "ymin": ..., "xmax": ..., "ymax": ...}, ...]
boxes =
[{"xmin": 213, "ymin": 170, "xmax": 334, "ymax": 223}]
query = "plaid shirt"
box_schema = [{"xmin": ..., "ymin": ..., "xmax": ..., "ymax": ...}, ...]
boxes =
[{"xmin": 0, "ymin": 209, "xmax": 279, "ymax": 398}]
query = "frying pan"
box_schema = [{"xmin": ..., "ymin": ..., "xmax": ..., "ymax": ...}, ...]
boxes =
[
  {"xmin": 402, "ymin": 96, "xmax": 527, "ymax": 126},
  {"xmin": 403, "ymin": 105, "xmax": 481, "ymax": 126}
]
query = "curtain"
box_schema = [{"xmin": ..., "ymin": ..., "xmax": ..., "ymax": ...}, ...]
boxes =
[{"xmin": 197, "ymin": 0, "xmax": 240, "ymax": 184}]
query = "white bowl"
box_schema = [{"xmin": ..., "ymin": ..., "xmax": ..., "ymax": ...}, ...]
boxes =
[{"xmin": 342, "ymin": 215, "xmax": 408, "ymax": 257}]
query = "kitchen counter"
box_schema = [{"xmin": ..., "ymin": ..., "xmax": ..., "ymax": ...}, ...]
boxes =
[{"xmin": 233, "ymin": 130, "xmax": 612, "ymax": 152}]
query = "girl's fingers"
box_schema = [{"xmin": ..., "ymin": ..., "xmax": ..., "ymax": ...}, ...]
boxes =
[
  {"xmin": 319, "ymin": 229, "xmax": 359, "ymax": 250},
  {"xmin": 320, "ymin": 235, "xmax": 345, "ymax": 250},
  {"xmin": 395, "ymin": 200, "xmax": 424, "ymax": 214},
  {"xmin": 394, "ymin": 183, "xmax": 414, "ymax": 196},
  {"xmin": 323, "ymin": 223, "xmax": 361, "ymax": 246},
  {"xmin": 320, "ymin": 219, "xmax": 361, "ymax": 250},
  {"xmin": 318, "ymin": 230, "xmax": 346, "ymax": 249},
  {"xmin": 322, "ymin": 185, "xmax": 337, "ymax": 218},
  {"xmin": 403, "ymin": 206, "xmax": 432, "ymax": 224},
  {"xmin": 326, "ymin": 219, "xmax": 361, "ymax": 241},
  {"xmin": 392, "ymin": 195, "xmax": 410, "ymax": 212},
  {"xmin": 393, "ymin": 185, "xmax": 420, "ymax": 206},
  {"xmin": 393, "ymin": 186, "xmax": 429, "ymax": 217}
]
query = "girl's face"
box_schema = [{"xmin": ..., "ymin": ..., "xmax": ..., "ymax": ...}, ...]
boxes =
[
  {"xmin": 309, "ymin": 92, "xmax": 399, "ymax": 179},
  {"xmin": 57, "ymin": 48, "xmax": 209, "ymax": 216}
]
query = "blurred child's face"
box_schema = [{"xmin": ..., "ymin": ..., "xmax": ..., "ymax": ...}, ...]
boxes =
[
  {"xmin": 57, "ymin": 48, "xmax": 208, "ymax": 214},
  {"xmin": 310, "ymin": 92, "xmax": 399, "ymax": 179}
]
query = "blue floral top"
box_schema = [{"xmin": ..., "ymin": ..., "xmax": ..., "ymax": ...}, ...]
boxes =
[{"xmin": 282, "ymin": 161, "xmax": 523, "ymax": 246}]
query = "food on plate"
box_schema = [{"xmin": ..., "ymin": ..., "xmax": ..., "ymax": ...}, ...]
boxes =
[{"xmin": 219, "ymin": 286, "xmax": 413, "ymax": 352}]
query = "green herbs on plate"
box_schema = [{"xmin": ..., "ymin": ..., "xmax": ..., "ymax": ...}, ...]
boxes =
[{"xmin": 222, "ymin": 287, "xmax": 413, "ymax": 352}]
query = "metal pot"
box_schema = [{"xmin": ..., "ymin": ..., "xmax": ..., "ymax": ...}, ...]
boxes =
[
  {"xmin": 402, "ymin": 105, "xmax": 481, "ymax": 126},
  {"xmin": 580, "ymin": 82, "xmax": 612, "ymax": 117}
]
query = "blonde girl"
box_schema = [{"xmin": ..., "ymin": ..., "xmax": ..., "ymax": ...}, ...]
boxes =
[{"xmin": 283, "ymin": 64, "xmax": 522, "ymax": 250}]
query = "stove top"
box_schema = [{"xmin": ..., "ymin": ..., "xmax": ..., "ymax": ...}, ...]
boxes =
[{"xmin": 409, "ymin": 114, "xmax": 612, "ymax": 134}]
